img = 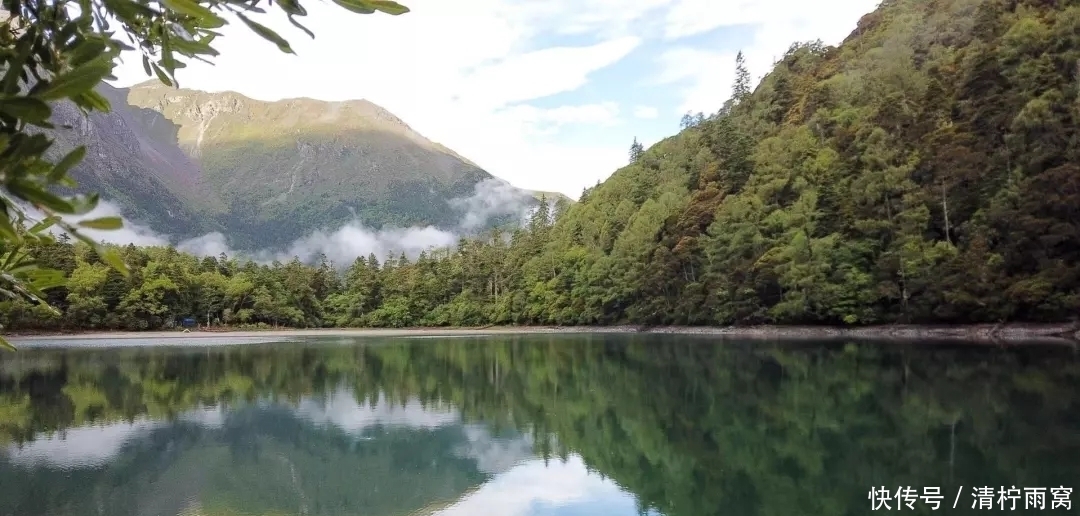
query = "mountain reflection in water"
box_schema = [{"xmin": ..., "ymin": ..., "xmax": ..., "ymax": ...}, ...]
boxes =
[{"xmin": 0, "ymin": 334, "xmax": 1077, "ymax": 516}]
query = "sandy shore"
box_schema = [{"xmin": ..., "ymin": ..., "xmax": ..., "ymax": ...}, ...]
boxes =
[{"xmin": 5, "ymin": 323, "xmax": 1080, "ymax": 344}]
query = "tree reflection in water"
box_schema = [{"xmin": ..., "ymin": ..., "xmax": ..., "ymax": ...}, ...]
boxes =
[{"xmin": 0, "ymin": 335, "xmax": 1076, "ymax": 516}]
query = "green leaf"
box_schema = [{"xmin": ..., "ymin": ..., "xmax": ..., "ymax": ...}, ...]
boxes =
[
  {"xmin": 0, "ymin": 335, "xmax": 15, "ymax": 352},
  {"xmin": 69, "ymin": 193, "xmax": 101, "ymax": 215},
  {"xmin": 100, "ymin": 247, "xmax": 130, "ymax": 277},
  {"xmin": 48, "ymin": 146, "xmax": 87, "ymax": 182},
  {"xmin": 69, "ymin": 38, "xmax": 108, "ymax": 67},
  {"xmin": 332, "ymin": 0, "xmax": 409, "ymax": 15},
  {"xmin": 151, "ymin": 61, "xmax": 174, "ymax": 87},
  {"xmin": 78, "ymin": 216, "xmax": 123, "ymax": 230},
  {"xmin": 368, "ymin": 0, "xmax": 409, "ymax": 15},
  {"xmin": 161, "ymin": 0, "xmax": 222, "ymax": 22},
  {"xmin": 0, "ymin": 97, "xmax": 52, "ymax": 123},
  {"xmin": 38, "ymin": 59, "xmax": 113, "ymax": 101},
  {"xmin": 71, "ymin": 90, "xmax": 112, "ymax": 112},
  {"xmin": 25, "ymin": 268, "xmax": 68, "ymax": 291},
  {"xmin": 0, "ymin": 244, "xmax": 24, "ymax": 271},
  {"xmin": 288, "ymin": 15, "xmax": 315, "ymax": 39},
  {"xmin": 278, "ymin": 0, "xmax": 308, "ymax": 16},
  {"xmin": 237, "ymin": 13, "xmax": 294, "ymax": 54},
  {"xmin": 8, "ymin": 181, "xmax": 77, "ymax": 214},
  {"xmin": 28, "ymin": 215, "xmax": 60, "ymax": 233},
  {"xmin": 2, "ymin": 35, "xmax": 35, "ymax": 95},
  {"xmin": 171, "ymin": 37, "xmax": 219, "ymax": 57},
  {"xmin": 0, "ymin": 211, "xmax": 18, "ymax": 242},
  {"xmin": 332, "ymin": 0, "xmax": 375, "ymax": 14}
]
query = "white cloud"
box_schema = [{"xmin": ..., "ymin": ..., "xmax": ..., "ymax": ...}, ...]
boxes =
[
  {"xmin": 5, "ymin": 418, "xmax": 162, "ymax": 468},
  {"xmin": 454, "ymin": 38, "xmax": 639, "ymax": 110},
  {"xmin": 512, "ymin": 0, "xmax": 669, "ymax": 39},
  {"xmin": 273, "ymin": 224, "xmax": 458, "ymax": 264},
  {"xmin": 455, "ymin": 426, "xmax": 535, "ymax": 475},
  {"xmin": 656, "ymin": 0, "xmax": 881, "ymax": 115},
  {"xmin": 432, "ymin": 456, "xmax": 642, "ymax": 516},
  {"xmin": 295, "ymin": 390, "xmax": 461, "ymax": 432},
  {"xmin": 21, "ymin": 175, "xmax": 537, "ymax": 266},
  {"xmin": 663, "ymin": 0, "xmax": 767, "ymax": 40},
  {"xmin": 632, "ymin": 105, "xmax": 659, "ymax": 119},
  {"xmin": 452, "ymin": 177, "xmax": 538, "ymax": 230},
  {"xmin": 37, "ymin": 200, "xmax": 171, "ymax": 247},
  {"xmin": 655, "ymin": 47, "xmax": 739, "ymax": 115},
  {"xmin": 179, "ymin": 405, "xmax": 228, "ymax": 428}
]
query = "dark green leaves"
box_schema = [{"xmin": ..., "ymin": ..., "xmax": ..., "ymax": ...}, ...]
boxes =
[
  {"xmin": 368, "ymin": 0, "xmax": 410, "ymax": 15},
  {"xmin": 99, "ymin": 248, "xmax": 129, "ymax": 277},
  {"xmin": 162, "ymin": 0, "xmax": 226, "ymax": 25},
  {"xmin": 77, "ymin": 216, "xmax": 123, "ymax": 230},
  {"xmin": 0, "ymin": 97, "xmax": 52, "ymax": 124},
  {"xmin": 237, "ymin": 13, "xmax": 293, "ymax": 54},
  {"xmin": 68, "ymin": 38, "xmax": 108, "ymax": 67},
  {"xmin": 48, "ymin": 147, "xmax": 87, "ymax": 183},
  {"xmin": 332, "ymin": 0, "xmax": 409, "ymax": 15},
  {"xmin": 36, "ymin": 58, "xmax": 114, "ymax": 101}
]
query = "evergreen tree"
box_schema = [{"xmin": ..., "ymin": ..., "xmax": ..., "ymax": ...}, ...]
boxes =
[
  {"xmin": 732, "ymin": 50, "xmax": 751, "ymax": 102},
  {"xmin": 629, "ymin": 137, "xmax": 645, "ymax": 163}
]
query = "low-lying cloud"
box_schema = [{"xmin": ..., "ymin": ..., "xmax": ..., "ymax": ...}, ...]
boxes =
[
  {"xmin": 24, "ymin": 178, "xmax": 545, "ymax": 267},
  {"xmin": 452, "ymin": 177, "xmax": 538, "ymax": 231}
]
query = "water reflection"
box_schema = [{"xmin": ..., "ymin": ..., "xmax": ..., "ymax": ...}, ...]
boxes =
[
  {"xmin": 0, "ymin": 335, "xmax": 1077, "ymax": 516},
  {"xmin": 6, "ymin": 417, "xmax": 162, "ymax": 468}
]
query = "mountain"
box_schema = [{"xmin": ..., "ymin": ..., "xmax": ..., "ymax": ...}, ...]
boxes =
[
  {"xmin": 48, "ymin": 82, "xmax": 547, "ymax": 250},
  {"xmin": 46, "ymin": 83, "xmax": 224, "ymax": 239}
]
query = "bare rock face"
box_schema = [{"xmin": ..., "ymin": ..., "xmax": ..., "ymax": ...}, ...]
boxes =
[{"xmin": 45, "ymin": 84, "xmax": 222, "ymax": 238}]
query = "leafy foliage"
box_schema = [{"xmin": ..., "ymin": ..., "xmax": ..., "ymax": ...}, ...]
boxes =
[{"xmin": 0, "ymin": 0, "xmax": 409, "ymax": 348}]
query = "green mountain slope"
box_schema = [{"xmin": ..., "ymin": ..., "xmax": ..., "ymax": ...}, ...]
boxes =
[
  {"xmin": 529, "ymin": 0, "xmax": 1080, "ymax": 325},
  {"xmin": 44, "ymin": 82, "xmax": 551, "ymax": 251},
  {"xmin": 123, "ymin": 82, "xmax": 500, "ymax": 249}
]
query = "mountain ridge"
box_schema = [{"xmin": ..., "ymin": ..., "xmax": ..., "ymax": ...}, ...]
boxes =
[
  {"xmin": 48, "ymin": 80, "xmax": 556, "ymax": 251},
  {"xmin": 125, "ymin": 80, "xmax": 487, "ymax": 170}
]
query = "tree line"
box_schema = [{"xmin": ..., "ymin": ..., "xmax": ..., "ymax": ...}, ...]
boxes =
[{"xmin": 1, "ymin": 199, "xmax": 574, "ymax": 331}]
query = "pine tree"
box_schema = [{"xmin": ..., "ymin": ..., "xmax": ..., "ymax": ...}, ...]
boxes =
[
  {"xmin": 732, "ymin": 50, "xmax": 751, "ymax": 102},
  {"xmin": 629, "ymin": 137, "xmax": 644, "ymax": 162},
  {"xmin": 680, "ymin": 112, "xmax": 695, "ymax": 129}
]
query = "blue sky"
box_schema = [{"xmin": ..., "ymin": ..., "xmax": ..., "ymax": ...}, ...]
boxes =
[{"xmin": 111, "ymin": 0, "xmax": 882, "ymax": 198}]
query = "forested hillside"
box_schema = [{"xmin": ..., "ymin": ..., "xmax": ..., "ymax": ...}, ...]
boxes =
[{"xmin": 3, "ymin": 0, "xmax": 1079, "ymax": 331}]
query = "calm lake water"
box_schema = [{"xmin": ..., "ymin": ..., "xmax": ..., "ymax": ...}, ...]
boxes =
[{"xmin": 0, "ymin": 334, "xmax": 1077, "ymax": 516}]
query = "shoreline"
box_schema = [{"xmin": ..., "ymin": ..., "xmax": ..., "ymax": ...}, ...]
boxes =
[{"xmin": 4, "ymin": 322, "xmax": 1080, "ymax": 345}]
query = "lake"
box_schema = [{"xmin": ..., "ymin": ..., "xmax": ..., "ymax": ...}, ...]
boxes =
[{"xmin": 0, "ymin": 334, "xmax": 1077, "ymax": 516}]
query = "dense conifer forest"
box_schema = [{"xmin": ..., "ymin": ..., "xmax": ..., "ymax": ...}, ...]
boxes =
[{"xmin": 3, "ymin": 0, "xmax": 1080, "ymax": 331}]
